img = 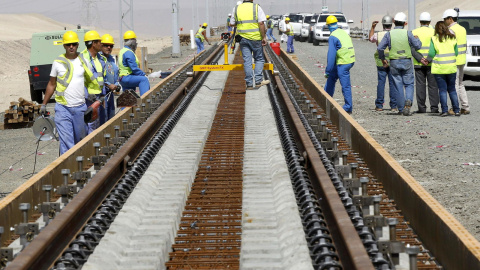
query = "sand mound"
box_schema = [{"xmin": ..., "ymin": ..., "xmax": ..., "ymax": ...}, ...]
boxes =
[{"xmin": 0, "ymin": 14, "xmax": 76, "ymax": 41}]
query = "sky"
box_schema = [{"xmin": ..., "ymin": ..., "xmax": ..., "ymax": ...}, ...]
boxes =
[{"xmin": 1, "ymin": 0, "xmax": 422, "ymax": 37}]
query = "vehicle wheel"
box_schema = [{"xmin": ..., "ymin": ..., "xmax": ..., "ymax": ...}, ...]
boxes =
[
  {"xmin": 313, "ymin": 39, "xmax": 319, "ymax": 46},
  {"xmin": 299, "ymin": 36, "xmax": 306, "ymax": 42},
  {"xmin": 308, "ymin": 33, "xmax": 313, "ymax": 43},
  {"xmin": 278, "ymin": 30, "xmax": 282, "ymax": 35},
  {"xmin": 30, "ymin": 84, "xmax": 43, "ymax": 103}
]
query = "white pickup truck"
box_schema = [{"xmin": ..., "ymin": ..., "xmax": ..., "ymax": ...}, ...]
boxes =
[{"xmin": 458, "ymin": 10, "xmax": 480, "ymax": 81}]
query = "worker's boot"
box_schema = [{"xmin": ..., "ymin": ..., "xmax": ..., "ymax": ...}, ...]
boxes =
[{"xmin": 403, "ymin": 100, "xmax": 412, "ymax": 116}]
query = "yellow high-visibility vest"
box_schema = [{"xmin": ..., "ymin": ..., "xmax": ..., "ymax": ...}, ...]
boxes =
[{"xmin": 234, "ymin": 2, "xmax": 262, "ymax": 41}]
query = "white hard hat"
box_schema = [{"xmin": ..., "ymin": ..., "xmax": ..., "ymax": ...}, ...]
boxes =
[
  {"xmin": 237, "ymin": 1, "xmax": 242, "ymax": 5},
  {"xmin": 228, "ymin": 13, "xmax": 232, "ymax": 16},
  {"xmin": 419, "ymin": 12, "xmax": 431, "ymax": 21},
  {"xmin": 394, "ymin": 12, "xmax": 407, "ymax": 22},
  {"xmin": 443, "ymin": 9, "xmax": 457, "ymax": 19}
]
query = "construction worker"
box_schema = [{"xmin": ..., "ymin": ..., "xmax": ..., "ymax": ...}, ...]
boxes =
[
  {"xmin": 443, "ymin": 8, "xmax": 470, "ymax": 115},
  {"xmin": 227, "ymin": 14, "xmax": 233, "ymax": 32},
  {"xmin": 369, "ymin": 15, "xmax": 397, "ymax": 112},
  {"xmin": 377, "ymin": 12, "xmax": 422, "ymax": 116},
  {"xmin": 285, "ymin": 17, "xmax": 294, "ymax": 53},
  {"xmin": 266, "ymin": 15, "xmax": 277, "ymax": 42},
  {"xmin": 40, "ymin": 31, "xmax": 88, "ymax": 155},
  {"xmin": 426, "ymin": 21, "xmax": 460, "ymax": 116},
  {"xmin": 195, "ymin": 23, "xmax": 211, "ymax": 54},
  {"xmin": 81, "ymin": 30, "xmax": 107, "ymax": 134},
  {"xmin": 119, "ymin": 30, "xmax": 150, "ymax": 97},
  {"xmin": 230, "ymin": 0, "xmax": 270, "ymax": 90},
  {"xmin": 100, "ymin": 34, "xmax": 121, "ymax": 122},
  {"xmin": 324, "ymin": 15, "xmax": 355, "ymax": 114},
  {"xmin": 411, "ymin": 12, "xmax": 439, "ymax": 114}
]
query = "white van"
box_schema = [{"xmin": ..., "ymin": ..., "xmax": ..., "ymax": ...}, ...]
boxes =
[
  {"xmin": 458, "ymin": 10, "xmax": 480, "ymax": 81},
  {"xmin": 312, "ymin": 13, "xmax": 353, "ymax": 45}
]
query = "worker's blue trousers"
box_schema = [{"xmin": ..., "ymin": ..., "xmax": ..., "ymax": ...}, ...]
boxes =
[
  {"xmin": 324, "ymin": 63, "xmax": 354, "ymax": 113},
  {"xmin": 120, "ymin": 75, "xmax": 150, "ymax": 97},
  {"xmin": 54, "ymin": 103, "xmax": 87, "ymax": 155}
]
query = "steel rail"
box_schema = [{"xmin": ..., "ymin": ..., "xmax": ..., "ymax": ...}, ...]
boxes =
[
  {"xmin": 5, "ymin": 43, "xmax": 225, "ymax": 270},
  {"xmin": 264, "ymin": 50, "xmax": 374, "ymax": 269},
  {"xmin": 277, "ymin": 47, "xmax": 480, "ymax": 269}
]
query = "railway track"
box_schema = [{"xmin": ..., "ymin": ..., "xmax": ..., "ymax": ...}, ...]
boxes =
[{"xmin": 1, "ymin": 40, "xmax": 480, "ymax": 270}]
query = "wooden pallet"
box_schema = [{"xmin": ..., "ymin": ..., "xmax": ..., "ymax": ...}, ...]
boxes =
[{"xmin": 3, "ymin": 98, "xmax": 39, "ymax": 127}]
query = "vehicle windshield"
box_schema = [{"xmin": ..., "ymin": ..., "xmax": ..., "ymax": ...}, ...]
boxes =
[
  {"xmin": 458, "ymin": 17, "xmax": 480, "ymax": 35},
  {"xmin": 304, "ymin": 16, "xmax": 312, "ymax": 23},
  {"xmin": 318, "ymin": 15, "xmax": 346, "ymax": 23},
  {"xmin": 271, "ymin": 15, "xmax": 280, "ymax": 20},
  {"xmin": 288, "ymin": 14, "xmax": 303, "ymax": 23}
]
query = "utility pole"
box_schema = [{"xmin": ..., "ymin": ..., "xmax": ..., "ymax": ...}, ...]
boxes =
[
  {"xmin": 206, "ymin": 0, "xmax": 210, "ymax": 37},
  {"xmin": 82, "ymin": 0, "xmax": 102, "ymax": 28},
  {"xmin": 172, "ymin": 0, "xmax": 181, "ymax": 57},
  {"xmin": 338, "ymin": 0, "xmax": 342, "ymax": 12},
  {"xmin": 408, "ymin": 0, "xmax": 416, "ymax": 30},
  {"xmin": 119, "ymin": 0, "xmax": 134, "ymax": 47}
]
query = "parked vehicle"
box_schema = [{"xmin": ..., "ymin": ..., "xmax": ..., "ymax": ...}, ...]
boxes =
[
  {"xmin": 277, "ymin": 14, "xmax": 289, "ymax": 35},
  {"xmin": 312, "ymin": 12, "xmax": 353, "ymax": 46},
  {"xmin": 271, "ymin": 15, "xmax": 281, "ymax": 27},
  {"xmin": 287, "ymin": 13, "xmax": 305, "ymax": 41},
  {"xmin": 28, "ymin": 29, "xmax": 88, "ymax": 103},
  {"xmin": 458, "ymin": 10, "xmax": 480, "ymax": 81},
  {"xmin": 300, "ymin": 14, "xmax": 318, "ymax": 42}
]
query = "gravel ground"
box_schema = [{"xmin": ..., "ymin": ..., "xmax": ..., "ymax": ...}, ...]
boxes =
[{"xmin": 278, "ymin": 36, "xmax": 480, "ymax": 240}]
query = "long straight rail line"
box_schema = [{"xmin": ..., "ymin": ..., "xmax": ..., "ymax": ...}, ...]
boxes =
[{"xmin": 166, "ymin": 50, "xmax": 245, "ymax": 269}]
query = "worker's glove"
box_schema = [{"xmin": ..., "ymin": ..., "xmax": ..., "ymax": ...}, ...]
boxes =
[
  {"xmin": 39, "ymin": 104, "xmax": 46, "ymax": 115},
  {"xmin": 324, "ymin": 74, "xmax": 329, "ymax": 78},
  {"xmin": 86, "ymin": 94, "xmax": 97, "ymax": 103}
]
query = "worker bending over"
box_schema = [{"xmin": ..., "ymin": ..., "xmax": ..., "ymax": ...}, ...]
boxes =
[
  {"xmin": 411, "ymin": 12, "xmax": 439, "ymax": 114},
  {"xmin": 230, "ymin": 0, "xmax": 270, "ymax": 90},
  {"xmin": 324, "ymin": 15, "xmax": 356, "ymax": 114},
  {"xmin": 443, "ymin": 8, "xmax": 470, "ymax": 115},
  {"xmin": 195, "ymin": 23, "xmax": 211, "ymax": 54},
  {"xmin": 377, "ymin": 12, "xmax": 422, "ymax": 116},
  {"xmin": 100, "ymin": 34, "xmax": 121, "ymax": 122},
  {"xmin": 119, "ymin": 30, "xmax": 150, "ymax": 96},
  {"xmin": 370, "ymin": 15, "xmax": 397, "ymax": 112},
  {"xmin": 40, "ymin": 31, "xmax": 88, "ymax": 155},
  {"xmin": 81, "ymin": 30, "xmax": 106, "ymax": 133}
]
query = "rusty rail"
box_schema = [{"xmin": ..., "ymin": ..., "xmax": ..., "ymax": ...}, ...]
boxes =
[{"xmin": 5, "ymin": 43, "xmax": 225, "ymax": 270}]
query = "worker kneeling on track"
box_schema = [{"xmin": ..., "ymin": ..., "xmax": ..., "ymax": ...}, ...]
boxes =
[
  {"xmin": 100, "ymin": 34, "xmax": 121, "ymax": 122},
  {"xmin": 119, "ymin": 30, "xmax": 150, "ymax": 97},
  {"xmin": 230, "ymin": 0, "xmax": 270, "ymax": 90},
  {"xmin": 40, "ymin": 31, "xmax": 88, "ymax": 155},
  {"xmin": 81, "ymin": 30, "xmax": 107, "ymax": 134},
  {"xmin": 324, "ymin": 15, "xmax": 355, "ymax": 114}
]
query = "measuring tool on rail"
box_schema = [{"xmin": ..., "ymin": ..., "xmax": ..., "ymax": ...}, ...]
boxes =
[{"xmin": 193, "ymin": 44, "xmax": 274, "ymax": 73}]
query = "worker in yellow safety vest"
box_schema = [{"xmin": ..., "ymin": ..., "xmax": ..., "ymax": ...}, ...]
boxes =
[
  {"xmin": 195, "ymin": 23, "xmax": 211, "ymax": 54},
  {"xmin": 443, "ymin": 8, "xmax": 470, "ymax": 115},
  {"xmin": 285, "ymin": 17, "xmax": 295, "ymax": 53},
  {"xmin": 40, "ymin": 31, "xmax": 89, "ymax": 155},
  {"xmin": 81, "ymin": 30, "xmax": 107, "ymax": 134},
  {"xmin": 230, "ymin": 0, "xmax": 270, "ymax": 90},
  {"xmin": 411, "ymin": 12, "xmax": 439, "ymax": 114},
  {"xmin": 369, "ymin": 15, "xmax": 397, "ymax": 112},
  {"xmin": 324, "ymin": 15, "xmax": 356, "ymax": 114},
  {"xmin": 118, "ymin": 30, "xmax": 150, "ymax": 97},
  {"xmin": 425, "ymin": 21, "xmax": 460, "ymax": 117}
]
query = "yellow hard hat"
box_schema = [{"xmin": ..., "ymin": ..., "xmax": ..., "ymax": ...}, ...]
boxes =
[
  {"xmin": 203, "ymin": 23, "xmax": 208, "ymax": 27},
  {"xmin": 123, "ymin": 30, "xmax": 137, "ymax": 40},
  {"xmin": 84, "ymin": 30, "xmax": 101, "ymax": 42},
  {"xmin": 326, "ymin": 15, "xmax": 338, "ymax": 25},
  {"xmin": 101, "ymin": 34, "xmax": 115, "ymax": 45},
  {"xmin": 266, "ymin": 15, "xmax": 270, "ymax": 19},
  {"xmin": 285, "ymin": 17, "xmax": 290, "ymax": 21},
  {"xmin": 63, "ymin": 31, "xmax": 79, "ymax": 44}
]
